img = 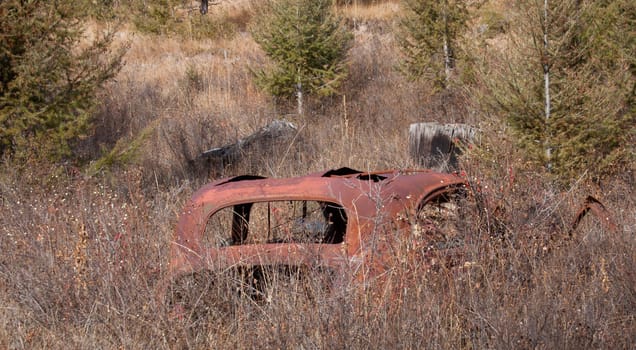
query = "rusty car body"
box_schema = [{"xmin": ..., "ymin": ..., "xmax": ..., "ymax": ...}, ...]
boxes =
[
  {"xmin": 162, "ymin": 167, "xmax": 618, "ymax": 309},
  {"xmin": 164, "ymin": 168, "xmax": 468, "ymax": 299}
]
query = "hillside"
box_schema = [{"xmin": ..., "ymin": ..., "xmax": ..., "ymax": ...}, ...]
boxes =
[{"xmin": 1, "ymin": 1, "xmax": 634, "ymax": 348}]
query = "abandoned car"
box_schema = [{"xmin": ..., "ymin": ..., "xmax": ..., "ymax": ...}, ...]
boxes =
[
  {"xmin": 163, "ymin": 168, "xmax": 473, "ymax": 303},
  {"xmin": 161, "ymin": 166, "xmax": 619, "ymax": 310}
]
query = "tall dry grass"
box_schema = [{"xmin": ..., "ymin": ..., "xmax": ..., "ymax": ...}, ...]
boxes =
[
  {"xmin": 1, "ymin": 2, "xmax": 634, "ymax": 349},
  {"xmin": 2, "ymin": 160, "xmax": 633, "ymax": 349}
]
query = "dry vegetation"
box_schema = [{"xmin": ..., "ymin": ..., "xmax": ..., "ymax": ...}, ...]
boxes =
[{"xmin": 1, "ymin": 1, "xmax": 634, "ymax": 349}]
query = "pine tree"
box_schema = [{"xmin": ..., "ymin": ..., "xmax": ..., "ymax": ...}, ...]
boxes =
[
  {"xmin": 251, "ymin": 0, "xmax": 353, "ymax": 115},
  {"xmin": 0, "ymin": 0, "xmax": 124, "ymax": 161},
  {"xmin": 486, "ymin": 0, "xmax": 634, "ymax": 184},
  {"xmin": 397, "ymin": 0, "xmax": 469, "ymax": 90}
]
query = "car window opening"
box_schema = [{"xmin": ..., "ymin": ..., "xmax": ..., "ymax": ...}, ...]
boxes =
[
  {"xmin": 204, "ymin": 200, "xmax": 348, "ymax": 247},
  {"xmin": 230, "ymin": 203, "xmax": 252, "ymax": 244},
  {"xmin": 415, "ymin": 193, "xmax": 465, "ymax": 250}
]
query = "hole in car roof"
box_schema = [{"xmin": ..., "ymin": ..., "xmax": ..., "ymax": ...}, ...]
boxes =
[
  {"xmin": 322, "ymin": 167, "xmax": 388, "ymax": 182},
  {"xmin": 215, "ymin": 175, "xmax": 267, "ymax": 186},
  {"xmin": 357, "ymin": 174, "xmax": 387, "ymax": 182},
  {"xmin": 322, "ymin": 167, "xmax": 362, "ymax": 177}
]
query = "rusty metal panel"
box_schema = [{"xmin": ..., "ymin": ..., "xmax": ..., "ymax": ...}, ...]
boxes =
[{"xmin": 570, "ymin": 196, "xmax": 618, "ymax": 234}]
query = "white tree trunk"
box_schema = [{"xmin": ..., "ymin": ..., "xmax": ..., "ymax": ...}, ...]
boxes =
[
  {"xmin": 296, "ymin": 82, "xmax": 303, "ymax": 116},
  {"xmin": 444, "ymin": 36, "xmax": 451, "ymax": 84},
  {"xmin": 543, "ymin": 0, "xmax": 552, "ymax": 169},
  {"xmin": 443, "ymin": 2, "xmax": 451, "ymax": 84}
]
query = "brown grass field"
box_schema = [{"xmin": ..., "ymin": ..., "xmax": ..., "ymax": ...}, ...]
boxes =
[{"xmin": 1, "ymin": 1, "xmax": 634, "ymax": 349}]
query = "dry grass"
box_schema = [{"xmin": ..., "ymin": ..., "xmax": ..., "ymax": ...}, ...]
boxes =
[
  {"xmin": 337, "ymin": 0, "xmax": 402, "ymax": 22},
  {"xmin": 85, "ymin": 7, "xmax": 424, "ymax": 184},
  {"xmin": 1, "ymin": 160, "xmax": 633, "ymax": 349},
  {"xmin": 1, "ymin": 2, "xmax": 634, "ymax": 349}
]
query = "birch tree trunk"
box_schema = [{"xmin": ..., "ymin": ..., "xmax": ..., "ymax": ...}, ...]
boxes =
[
  {"xmin": 296, "ymin": 81, "xmax": 303, "ymax": 116},
  {"xmin": 443, "ymin": 2, "xmax": 451, "ymax": 85},
  {"xmin": 543, "ymin": 0, "xmax": 552, "ymax": 170}
]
